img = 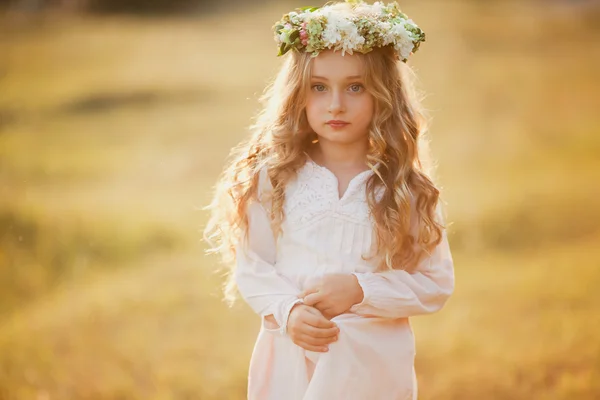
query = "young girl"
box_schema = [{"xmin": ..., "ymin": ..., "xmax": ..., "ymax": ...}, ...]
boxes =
[{"xmin": 204, "ymin": 1, "xmax": 455, "ymax": 399}]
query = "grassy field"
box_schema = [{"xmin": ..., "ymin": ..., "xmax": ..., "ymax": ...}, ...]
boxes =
[{"xmin": 1, "ymin": 1, "xmax": 599, "ymax": 399}]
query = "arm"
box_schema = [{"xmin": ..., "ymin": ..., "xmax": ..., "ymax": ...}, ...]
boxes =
[
  {"xmin": 349, "ymin": 228, "xmax": 454, "ymax": 318},
  {"xmin": 302, "ymin": 204, "xmax": 455, "ymax": 319},
  {"xmin": 234, "ymin": 169, "xmax": 303, "ymax": 334}
]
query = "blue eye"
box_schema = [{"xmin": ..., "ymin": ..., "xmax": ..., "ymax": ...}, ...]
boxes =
[{"xmin": 312, "ymin": 84, "xmax": 326, "ymax": 92}]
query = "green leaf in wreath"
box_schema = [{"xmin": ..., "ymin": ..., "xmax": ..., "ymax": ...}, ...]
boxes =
[{"xmin": 289, "ymin": 30, "xmax": 300, "ymax": 43}]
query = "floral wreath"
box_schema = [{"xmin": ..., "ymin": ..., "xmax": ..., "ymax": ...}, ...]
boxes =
[{"xmin": 273, "ymin": 0, "xmax": 426, "ymax": 62}]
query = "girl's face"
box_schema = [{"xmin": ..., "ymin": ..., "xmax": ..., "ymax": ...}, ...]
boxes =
[{"xmin": 305, "ymin": 50, "xmax": 374, "ymax": 146}]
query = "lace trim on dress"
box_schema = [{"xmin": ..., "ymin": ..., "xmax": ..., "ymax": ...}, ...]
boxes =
[{"xmin": 282, "ymin": 157, "xmax": 376, "ymax": 230}]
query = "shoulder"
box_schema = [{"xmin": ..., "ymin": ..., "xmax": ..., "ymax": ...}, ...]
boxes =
[
  {"xmin": 255, "ymin": 164, "xmax": 273, "ymax": 204},
  {"xmin": 257, "ymin": 165, "xmax": 272, "ymax": 192},
  {"xmin": 257, "ymin": 161, "xmax": 315, "ymax": 196}
]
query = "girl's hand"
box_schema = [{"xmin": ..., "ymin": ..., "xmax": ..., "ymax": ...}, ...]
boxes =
[
  {"xmin": 300, "ymin": 274, "xmax": 364, "ymax": 319},
  {"xmin": 287, "ymin": 304, "xmax": 340, "ymax": 352}
]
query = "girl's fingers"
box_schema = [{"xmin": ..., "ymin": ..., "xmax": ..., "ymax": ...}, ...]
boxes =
[
  {"xmin": 297, "ymin": 333, "xmax": 338, "ymax": 346},
  {"xmin": 321, "ymin": 307, "xmax": 340, "ymax": 320},
  {"xmin": 295, "ymin": 341, "xmax": 329, "ymax": 353},
  {"xmin": 302, "ymin": 292, "xmax": 323, "ymax": 306},
  {"xmin": 299, "ymin": 286, "xmax": 318, "ymax": 298},
  {"xmin": 303, "ymin": 310, "xmax": 336, "ymax": 328},
  {"xmin": 303, "ymin": 325, "xmax": 339, "ymax": 338}
]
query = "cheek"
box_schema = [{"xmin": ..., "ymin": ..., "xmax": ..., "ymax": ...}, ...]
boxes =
[
  {"xmin": 353, "ymin": 96, "xmax": 374, "ymax": 123},
  {"xmin": 305, "ymin": 96, "xmax": 323, "ymax": 120}
]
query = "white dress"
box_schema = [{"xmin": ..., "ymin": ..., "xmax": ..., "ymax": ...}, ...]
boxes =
[{"xmin": 235, "ymin": 158, "xmax": 455, "ymax": 400}]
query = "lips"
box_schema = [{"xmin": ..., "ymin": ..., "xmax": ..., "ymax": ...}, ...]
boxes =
[{"xmin": 326, "ymin": 120, "xmax": 350, "ymax": 128}]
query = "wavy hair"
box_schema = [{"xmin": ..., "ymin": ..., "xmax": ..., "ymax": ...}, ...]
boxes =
[{"xmin": 204, "ymin": 44, "xmax": 444, "ymax": 303}]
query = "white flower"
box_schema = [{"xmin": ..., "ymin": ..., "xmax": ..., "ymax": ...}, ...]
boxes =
[
  {"xmin": 353, "ymin": 3, "xmax": 368, "ymax": 13},
  {"xmin": 297, "ymin": 11, "xmax": 311, "ymax": 22},
  {"xmin": 322, "ymin": 25, "xmax": 342, "ymax": 47},
  {"xmin": 395, "ymin": 34, "xmax": 414, "ymax": 59},
  {"xmin": 289, "ymin": 12, "xmax": 300, "ymax": 25},
  {"xmin": 320, "ymin": 10, "xmax": 366, "ymax": 54},
  {"xmin": 395, "ymin": 41, "xmax": 413, "ymax": 60},
  {"xmin": 381, "ymin": 24, "xmax": 396, "ymax": 44},
  {"xmin": 321, "ymin": 11, "xmax": 344, "ymax": 46},
  {"xmin": 378, "ymin": 21, "xmax": 393, "ymax": 45},
  {"xmin": 382, "ymin": 23, "xmax": 413, "ymax": 59},
  {"xmin": 371, "ymin": 2, "xmax": 385, "ymax": 16},
  {"xmin": 341, "ymin": 34, "xmax": 364, "ymax": 54}
]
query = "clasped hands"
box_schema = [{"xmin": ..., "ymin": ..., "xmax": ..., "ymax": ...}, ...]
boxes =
[{"xmin": 286, "ymin": 273, "xmax": 364, "ymax": 353}]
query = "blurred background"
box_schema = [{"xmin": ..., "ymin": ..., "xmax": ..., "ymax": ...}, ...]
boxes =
[{"xmin": 1, "ymin": 0, "xmax": 599, "ymax": 399}]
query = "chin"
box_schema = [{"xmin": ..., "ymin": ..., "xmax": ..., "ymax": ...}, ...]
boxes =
[{"xmin": 315, "ymin": 130, "xmax": 368, "ymax": 145}]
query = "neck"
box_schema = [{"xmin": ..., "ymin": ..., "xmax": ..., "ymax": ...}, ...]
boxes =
[{"xmin": 312, "ymin": 137, "xmax": 369, "ymax": 169}]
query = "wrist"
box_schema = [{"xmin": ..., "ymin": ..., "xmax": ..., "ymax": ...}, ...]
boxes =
[
  {"xmin": 351, "ymin": 274, "xmax": 364, "ymax": 305},
  {"xmin": 284, "ymin": 299, "xmax": 304, "ymax": 332}
]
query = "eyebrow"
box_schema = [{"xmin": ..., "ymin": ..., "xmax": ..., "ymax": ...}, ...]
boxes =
[{"xmin": 311, "ymin": 75, "xmax": 363, "ymax": 80}]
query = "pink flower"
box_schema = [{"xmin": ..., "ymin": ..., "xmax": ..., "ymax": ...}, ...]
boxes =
[{"xmin": 300, "ymin": 25, "xmax": 308, "ymax": 46}]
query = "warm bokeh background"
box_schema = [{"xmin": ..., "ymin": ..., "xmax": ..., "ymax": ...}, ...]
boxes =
[{"xmin": 1, "ymin": 0, "xmax": 599, "ymax": 399}]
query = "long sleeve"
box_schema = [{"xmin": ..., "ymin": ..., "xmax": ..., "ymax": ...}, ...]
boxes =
[
  {"xmin": 349, "ymin": 206, "xmax": 455, "ymax": 319},
  {"xmin": 234, "ymin": 168, "xmax": 303, "ymax": 334}
]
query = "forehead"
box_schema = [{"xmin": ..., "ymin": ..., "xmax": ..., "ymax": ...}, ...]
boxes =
[{"xmin": 310, "ymin": 50, "xmax": 364, "ymax": 78}]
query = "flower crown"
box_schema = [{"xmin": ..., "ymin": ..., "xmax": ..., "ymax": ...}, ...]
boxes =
[{"xmin": 273, "ymin": 0, "xmax": 425, "ymax": 62}]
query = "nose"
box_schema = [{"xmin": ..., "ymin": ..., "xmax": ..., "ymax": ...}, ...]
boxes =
[{"xmin": 328, "ymin": 89, "xmax": 345, "ymax": 115}]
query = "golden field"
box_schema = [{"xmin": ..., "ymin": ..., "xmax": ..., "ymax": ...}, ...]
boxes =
[{"xmin": 0, "ymin": 1, "xmax": 599, "ymax": 399}]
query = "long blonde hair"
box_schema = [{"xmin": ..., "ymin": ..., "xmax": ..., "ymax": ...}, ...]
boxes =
[{"xmin": 204, "ymin": 44, "xmax": 444, "ymax": 303}]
